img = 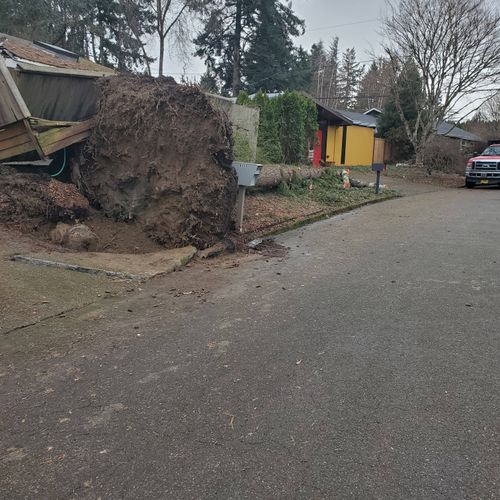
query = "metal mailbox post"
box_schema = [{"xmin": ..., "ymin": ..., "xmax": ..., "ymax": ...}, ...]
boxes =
[
  {"xmin": 372, "ymin": 162, "xmax": 385, "ymax": 194},
  {"xmin": 232, "ymin": 161, "xmax": 262, "ymax": 232}
]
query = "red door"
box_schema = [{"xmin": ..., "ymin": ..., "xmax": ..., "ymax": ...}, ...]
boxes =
[{"xmin": 312, "ymin": 129, "xmax": 323, "ymax": 167}]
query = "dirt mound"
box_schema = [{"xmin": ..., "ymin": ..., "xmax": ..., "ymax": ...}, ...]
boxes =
[
  {"xmin": 77, "ymin": 75, "xmax": 238, "ymax": 249},
  {"xmin": 0, "ymin": 169, "xmax": 89, "ymax": 231}
]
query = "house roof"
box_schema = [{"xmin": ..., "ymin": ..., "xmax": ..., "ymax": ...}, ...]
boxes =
[
  {"xmin": 0, "ymin": 32, "xmax": 115, "ymax": 76},
  {"xmin": 437, "ymin": 122, "xmax": 482, "ymax": 142},
  {"xmin": 311, "ymin": 96, "xmax": 482, "ymax": 141},
  {"xmin": 335, "ymin": 109, "xmax": 378, "ymax": 128}
]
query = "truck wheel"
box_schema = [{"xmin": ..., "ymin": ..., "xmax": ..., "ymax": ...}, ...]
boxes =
[{"xmin": 465, "ymin": 180, "xmax": 475, "ymax": 189}]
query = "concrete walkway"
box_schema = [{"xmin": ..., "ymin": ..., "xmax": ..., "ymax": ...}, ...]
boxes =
[{"xmin": 0, "ymin": 228, "xmax": 195, "ymax": 334}]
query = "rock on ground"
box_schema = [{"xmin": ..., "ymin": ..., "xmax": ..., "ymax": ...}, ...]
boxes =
[{"xmin": 61, "ymin": 224, "xmax": 98, "ymax": 251}]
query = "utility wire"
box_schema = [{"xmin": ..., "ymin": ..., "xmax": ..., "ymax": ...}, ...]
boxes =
[{"xmin": 305, "ymin": 19, "xmax": 380, "ymax": 33}]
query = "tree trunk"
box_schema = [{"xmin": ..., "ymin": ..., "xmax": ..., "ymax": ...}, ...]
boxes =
[
  {"xmin": 159, "ymin": 37, "xmax": 165, "ymax": 76},
  {"xmin": 232, "ymin": 0, "xmax": 242, "ymax": 97},
  {"xmin": 255, "ymin": 166, "xmax": 330, "ymax": 189},
  {"xmin": 414, "ymin": 146, "xmax": 425, "ymax": 168}
]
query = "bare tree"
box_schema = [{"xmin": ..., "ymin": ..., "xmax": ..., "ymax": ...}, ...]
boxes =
[
  {"xmin": 151, "ymin": 0, "xmax": 204, "ymax": 76},
  {"xmin": 482, "ymin": 92, "xmax": 500, "ymax": 123},
  {"xmin": 383, "ymin": 0, "xmax": 500, "ymax": 166}
]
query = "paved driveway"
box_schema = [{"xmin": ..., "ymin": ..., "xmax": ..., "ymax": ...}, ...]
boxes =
[{"xmin": 2, "ymin": 186, "xmax": 500, "ymax": 498}]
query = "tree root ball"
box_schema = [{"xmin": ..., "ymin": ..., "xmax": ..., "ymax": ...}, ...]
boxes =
[{"xmin": 78, "ymin": 75, "xmax": 238, "ymax": 249}]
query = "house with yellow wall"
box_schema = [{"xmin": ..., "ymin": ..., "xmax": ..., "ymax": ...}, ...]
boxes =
[
  {"xmin": 310, "ymin": 97, "xmax": 481, "ymax": 167},
  {"xmin": 310, "ymin": 97, "xmax": 386, "ymax": 168}
]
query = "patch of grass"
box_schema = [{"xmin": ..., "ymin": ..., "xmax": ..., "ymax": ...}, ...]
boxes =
[{"xmin": 277, "ymin": 168, "xmax": 399, "ymax": 207}]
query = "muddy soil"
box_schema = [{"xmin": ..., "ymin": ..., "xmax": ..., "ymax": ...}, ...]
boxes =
[
  {"xmin": 84, "ymin": 215, "xmax": 163, "ymax": 254},
  {"xmin": 77, "ymin": 75, "xmax": 238, "ymax": 250},
  {"xmin": 0, "ymin": 168, "xmax": 88, "ymax": 233}
]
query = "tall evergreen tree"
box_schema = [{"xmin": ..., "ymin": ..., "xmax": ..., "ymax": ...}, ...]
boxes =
[
  {"xmin": 378, "ymin": 60, "xmax": 424, "ymax": 160},
  {"xmin": 324, "ymin": 38, "xmax": 340, "ymax": 108},
  {"xmin": 195, "ymin": 0, "xmax": 304, "ymax": 96},
  {"xmin": 243, "ymin": 0, "xmax": 305, "ymax": 93},
  {"xmin": 194, "ymin": 0, "xmax": 259, "ymax": 96},
  {"xmin": 356, "ymin": 58, "xmax": 391, "ymax": 111},
  {"xmin": 309, "ymin": 40, "xmax": 327, "ymax": 97},
  {"xmin": 309, "ymin": 37, "xmax": 344, "ymax": 108},
  {"xmin": 337, "ymin": 48, "xmax": 364, "ymax": 109},
  {"xmin": 0, "ymin": 0, "xmax": 154, "ymax": 71}
]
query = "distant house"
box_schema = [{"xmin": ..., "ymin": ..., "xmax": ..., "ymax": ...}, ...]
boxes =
[
  {"xmin": 309, "ymin": 98, "xmax": 482, "ymax": 167},
  {"xmin": 310, "ymin": 99, "xmax": 384, "ymax": 167}
]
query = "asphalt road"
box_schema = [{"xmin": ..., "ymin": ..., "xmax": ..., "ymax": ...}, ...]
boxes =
[{"xmin": 2, "ymin": 186, "xmax": 500, "ymax": 499}]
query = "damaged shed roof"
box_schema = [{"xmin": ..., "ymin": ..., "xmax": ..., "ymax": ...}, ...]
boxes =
[{"xmin": 0, "ymin": 32, "xmax": 114, "ymax": 76}]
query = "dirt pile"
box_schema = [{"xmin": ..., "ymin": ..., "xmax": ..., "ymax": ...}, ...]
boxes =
[
  {"xmin": 0, "ymin": 169, "xmax": 89, "ymax": 230},
  {"xmin": 77, "ymin": 75, "xmax": 238, "ymax": 249}
]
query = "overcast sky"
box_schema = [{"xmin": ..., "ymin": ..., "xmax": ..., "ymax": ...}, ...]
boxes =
[{"xmin": 155, "ymin": 0, "xmax": 389, "ymax": 78}]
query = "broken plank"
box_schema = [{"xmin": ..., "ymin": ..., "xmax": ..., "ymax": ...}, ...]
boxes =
[
  {"xmin": 0, "ymin": 56, "xmax": 31, "ymax": 123},
  {"xmin": 0, "ymin": 132, "xmax": 32, "ymax": 152},
  {"xmin": 0, "ymin": 140, "xmax": 36, "ymax": 161},
  {"xmin": 0, "ymin": 121, "xmax": 29, "ymax": 141},
  {"xmin": 41, "ymin": 130, "xmax": 91, "ymax": 156},
  {"xmin": 22, "ymin": 118, "xmax": 46, "ymax": 160},
  {"xmin": 37, "ymin": 119, "xmax": 94, "ymax": 151},
  {"xmin": 29, "ymin": 117, "xmax": 80, "ymax": 129}
]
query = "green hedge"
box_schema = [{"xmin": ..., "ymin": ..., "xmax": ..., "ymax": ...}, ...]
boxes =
[{"xmin": 237, "ymin": 90, "xmax": 317, "ymax": 164}]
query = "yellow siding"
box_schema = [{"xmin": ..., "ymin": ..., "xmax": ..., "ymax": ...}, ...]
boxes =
[
  {"xmin": 325, "ymin": 125, "xmax": 337, "ymax": 163},
  {"xmin": 325, "ymin": 124, "xmax": 375, "ymax": 167},
  {"xmin": 344, "ymin": 126, "xmax": 375, "ymax": 166},
  {"xmin": 325, "ymin": 125, "xmax": 345, "ymax": 165},
  {"xmin": 333, "ymin": 126, "xmax": 344, "ymax": 165}
]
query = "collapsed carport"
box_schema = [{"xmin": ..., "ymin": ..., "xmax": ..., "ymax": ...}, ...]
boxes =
[{"xmin": 0, "ymin": 33, "xmax": 114, "ymax": 163}]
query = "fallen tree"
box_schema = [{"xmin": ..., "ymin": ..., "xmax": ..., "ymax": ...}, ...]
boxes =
[{"xmin": 254, "ymin": 165, "xmax": 333, "ymax": 189}]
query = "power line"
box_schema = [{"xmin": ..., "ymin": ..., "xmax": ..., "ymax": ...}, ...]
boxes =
[
  {"xmin": 313, "ymin": 94, "xmax": 389, "ymax": 100},
  {"xmin": 305, "ymin": 19, "xmax": 379, "ymax": 33}
]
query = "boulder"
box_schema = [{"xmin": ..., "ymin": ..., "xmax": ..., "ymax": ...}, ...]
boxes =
[
  {"xmin": 49, "ymin": 222, "xmax": 71, "ymax": 244},
  {"xmin": 61, "ymin": 224, "xmax": 98, "ymax": 251}
]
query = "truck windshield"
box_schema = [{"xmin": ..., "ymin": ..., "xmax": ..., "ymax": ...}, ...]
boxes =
[{"xmin": 481, "ymin": 146, "xmax": 500, "ymax": 156}]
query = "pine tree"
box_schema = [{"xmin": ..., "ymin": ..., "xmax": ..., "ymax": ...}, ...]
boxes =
[
  {"xmin": 338, "ymin": 48, "xmax": 364, "ymax": 109},
  {"xmin": 324, "ymin": 38, "xmax": 340, "ymax": 108},
  {"xmin": 356, "ymin": 58, "xmax": 391, "ymax": 111},
  {"xmin": 309, "ymin": 37, "xmax": 341, "ymax": 108},
  {"xmin": 242, "ymin": 0, "xmax": 305, "ymax": 93},
  {"xmin": 309, "ymin": 41, "xmax": 327, "ymax": 98},
  {"xmin": 194, "ymin": 0, "xmax": 259, "ymax": 96},
  {"xmin": 195, "ymin": 0, "xmax": 304, "ymax": 96},
  {"xmin": 0, "ymin": 0, "xmax": 154, "ymax": 71},
  {"xmin": 378, "ymin": 60, "xmax": 424, "ymax": 160}
]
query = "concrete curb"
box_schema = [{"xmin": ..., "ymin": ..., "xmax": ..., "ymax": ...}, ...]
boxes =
[
  {"xmin": 11, "ymin": 246, "xmax": 198, "ymax": 281},
  {"xmin": 248, "ymin": 193, "xmax": 401, "ymax": 239}
]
